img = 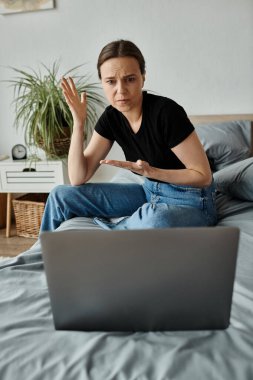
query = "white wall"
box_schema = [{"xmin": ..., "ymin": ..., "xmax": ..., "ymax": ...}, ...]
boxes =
[{"xmin": 0, "ymin": 0, "xmax": 252, "ymax": 181}]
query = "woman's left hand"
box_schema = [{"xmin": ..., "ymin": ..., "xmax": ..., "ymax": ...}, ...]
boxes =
[{"xmin": 100, "ymin": 159, "xmax": 152, "ymax": 177}]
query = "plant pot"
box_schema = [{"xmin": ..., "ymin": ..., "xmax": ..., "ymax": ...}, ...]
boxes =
[
  {"xmin": 36, "ymin": 127, "xmax": 72, "ymax": 158},
  {"xmin": 37, "ymin": 136, "xmax": 71, "ymax": 158}
]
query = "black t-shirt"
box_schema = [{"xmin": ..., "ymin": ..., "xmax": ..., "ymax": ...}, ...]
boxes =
[{"xmin": 95, "ymin": 91, "xmax": 194, "ymax": 170}]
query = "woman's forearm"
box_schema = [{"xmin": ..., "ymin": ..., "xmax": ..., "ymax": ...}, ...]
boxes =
[
  {"xmin": 68, "ymin": 125, "xmax": 87, "ymax": 185},
  {"xmin": 147, "ymin": 166, "xmax": 212, "ymax": 187},
  {"xmin": 100, "ymin": 158, "xmax": 212, "ymax": 188}
]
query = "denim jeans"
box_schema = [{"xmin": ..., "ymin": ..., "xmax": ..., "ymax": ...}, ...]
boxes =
[{"xmin": 40, "ymin": 178, "xmax": 217, "ymax": 232}]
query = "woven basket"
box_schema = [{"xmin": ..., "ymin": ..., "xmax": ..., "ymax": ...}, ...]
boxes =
[
  {"xmin": 12, "ymin": 194, "xmax": 48, "ymax": 238},
  {"xmin": 36, "ymin": 127, "xmax": 72, "ymax": 158},
  {"xmin": 37, "ymin": 137, "xmax": 71, "ymax": 158}
]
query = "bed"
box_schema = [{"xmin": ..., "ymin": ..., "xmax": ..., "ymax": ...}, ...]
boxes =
[{"xmin": 1, "ymin": 114, "xmax": 253, "ymax": 380}]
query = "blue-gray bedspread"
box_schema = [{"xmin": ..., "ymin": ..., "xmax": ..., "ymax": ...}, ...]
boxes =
[{"xmin": 0, "ymin": 194, "xmax": 253, "ymax": 380}]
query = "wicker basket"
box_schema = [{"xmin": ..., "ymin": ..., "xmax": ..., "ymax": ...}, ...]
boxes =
[
  {"xmin": 12, "ymin": 194, "xmax": 48, "ymax": 238},
  {"xmin": 37, "ymin": 137, "xmax": 71, "ymax": 158}
]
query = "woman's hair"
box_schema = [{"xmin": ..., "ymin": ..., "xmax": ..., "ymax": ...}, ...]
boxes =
[{"xmin": 97, "ymin": 39, "xmax": 146, "ymax": 79}]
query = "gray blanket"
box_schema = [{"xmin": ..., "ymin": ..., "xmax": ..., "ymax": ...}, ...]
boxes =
[{"xmin": 0, "ymin": 196, "xmax": 253, "ymax": 380}]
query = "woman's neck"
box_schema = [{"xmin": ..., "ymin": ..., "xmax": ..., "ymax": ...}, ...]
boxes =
[
  {"xmin": 125, "ymin": 110, "xmax": 142, "ymax": 133},
  {"xmin": 122, "ymin": 93, "xmax": 143, "ymax": 133}
]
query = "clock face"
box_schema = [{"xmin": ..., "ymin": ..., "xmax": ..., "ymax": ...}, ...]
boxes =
[{"xmin": 12, "ymin": 144, "xmax": 27, "ymax": 160}]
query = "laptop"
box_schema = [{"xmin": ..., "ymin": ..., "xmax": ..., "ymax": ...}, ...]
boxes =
[{"xmin": 41, "ymin": 226, "xmax": 239, "ymax": 332}]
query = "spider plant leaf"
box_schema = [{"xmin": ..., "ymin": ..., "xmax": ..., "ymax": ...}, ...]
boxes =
[{"xmin": 6, "ymin": 61, "xmax": 106, "ymax": 158}]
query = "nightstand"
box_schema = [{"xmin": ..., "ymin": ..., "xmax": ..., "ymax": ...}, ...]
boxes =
[{"xmin": 0, "ymin": 159, "xmax": 69, "ymax": 237}]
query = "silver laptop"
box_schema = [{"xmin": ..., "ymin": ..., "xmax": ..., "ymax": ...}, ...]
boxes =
[{"xmin": 41, "ymin": 226, "xmax": 239, "ymax": 332}]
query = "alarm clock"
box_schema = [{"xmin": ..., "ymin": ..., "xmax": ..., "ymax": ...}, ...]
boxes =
[{"xmin": 11, "ymin": 144, "xmax": 27, "ymax": 160}]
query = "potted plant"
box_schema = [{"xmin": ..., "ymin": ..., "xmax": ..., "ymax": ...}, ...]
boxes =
[{"xmin": 7, "ymin": 61, "xmax": 106, "ymax": 159}]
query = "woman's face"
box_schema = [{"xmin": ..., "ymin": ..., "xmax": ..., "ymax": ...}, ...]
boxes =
[{"xmin": 100, "ymin": 56, "xmax": 145, "ymax": 114}]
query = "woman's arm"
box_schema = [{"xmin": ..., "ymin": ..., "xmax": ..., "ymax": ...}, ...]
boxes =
[
  {"xmin": 100, "ymin": 131, "xmax": 212, "ymax": 187},
  {"xmin": 61, "ymin": 77, "xmax": 112, "ymax": 185},
  {"xmin": 69, "ymin": 130, "xmax": 112, "ymax": 185},
  {"xmin": 150, "ymin": 131, "xmax": 212, "ymax": 186}
]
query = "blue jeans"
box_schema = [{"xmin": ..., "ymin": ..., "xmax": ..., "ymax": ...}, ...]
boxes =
[{"xmin": 40, "ymin": 178, "xmax": 217, "ymax": 232}]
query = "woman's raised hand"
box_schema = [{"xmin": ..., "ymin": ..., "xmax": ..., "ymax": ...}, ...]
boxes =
[{"xmin": 61, "ymin": 77, "xmax": 87, "ymax": 128}]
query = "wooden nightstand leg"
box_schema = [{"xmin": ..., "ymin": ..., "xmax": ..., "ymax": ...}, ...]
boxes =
[{"xmin": 6, "ymin": 193, "xmax": 12, "ymax": 238}]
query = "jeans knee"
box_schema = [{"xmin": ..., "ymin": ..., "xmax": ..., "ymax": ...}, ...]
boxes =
[
  {"xmin": 139, "ymin": 203, "xmax": 170, "ymax": 228},
  {"xmin": 50, "ymin": 184, "xmax": 64, "ymax": 194},
  {"xmin": 141, "ymin": 203, "xmax": 198, "ymax": 228},
  {"xmin": 49, "ymin": 184, "xmax": 71, "ymax": 204}
]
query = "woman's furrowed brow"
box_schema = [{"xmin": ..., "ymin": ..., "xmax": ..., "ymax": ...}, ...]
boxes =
[{"xmin": 104, "ymin": 73, "xmax": 137, "ymax": 80}]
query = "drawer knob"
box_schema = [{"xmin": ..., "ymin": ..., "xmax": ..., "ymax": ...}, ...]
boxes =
[{"xmin": 23, "ymin": 168, "xmax": 36, "ymax": 172}]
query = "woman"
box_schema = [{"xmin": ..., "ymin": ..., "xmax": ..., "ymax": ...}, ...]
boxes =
[{"xmin": 40, "ymin": 39, "xmax": 217, "ymax": 232}]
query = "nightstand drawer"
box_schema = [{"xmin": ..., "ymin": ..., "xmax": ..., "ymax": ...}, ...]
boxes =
[{"xmin": 0, "ymin": 161, "xmax": 67, "ymax": 192}]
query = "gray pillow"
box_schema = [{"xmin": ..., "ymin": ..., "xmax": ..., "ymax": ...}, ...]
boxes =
[
  {"xmin": 195, "ymin": 120, "xmax": 251, "ymax": 171},
  {"xmin": 213, "ymin": 157, "xmax": 253, "ymax": 201}
]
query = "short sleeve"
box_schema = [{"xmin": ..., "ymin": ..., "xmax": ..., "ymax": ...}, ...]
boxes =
[
  {"xmin": 94, "ymin": 109, "xmax": 115, "ymax": 142},
  {"xmin": 162, "ymin": 102, "xmax": 194, "ymax": 148}
]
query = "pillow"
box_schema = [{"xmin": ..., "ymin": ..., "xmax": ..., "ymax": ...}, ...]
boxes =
[
  {"xmin": 195, "ymin": 120, "xmax": 251, "ymax": 171},
  {"xmin": 213, "ymin": 157, "xmax": 253, "ymax": 201}
]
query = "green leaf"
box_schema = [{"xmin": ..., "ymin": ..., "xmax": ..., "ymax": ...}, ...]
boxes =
[{"xmin": 4, "ymin": 60, "xmax": 106, "ymax": 159}]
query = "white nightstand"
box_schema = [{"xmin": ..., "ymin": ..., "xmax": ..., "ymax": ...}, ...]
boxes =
[{"xmin": 0, "ymin": 159, "xmax": 69, "ymax": 237}]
